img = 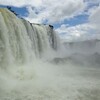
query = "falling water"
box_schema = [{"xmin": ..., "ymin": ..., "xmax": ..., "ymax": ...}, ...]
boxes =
[{"xmin": 0, "ymin": 8, "xmax": 100, "ymax": 100}]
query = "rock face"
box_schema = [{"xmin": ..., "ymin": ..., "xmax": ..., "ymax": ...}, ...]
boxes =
[{"xmin": 0, "ymin": 8, "xmax": 60, "ymax": 65}]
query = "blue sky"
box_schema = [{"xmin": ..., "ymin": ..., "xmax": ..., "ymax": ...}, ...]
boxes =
[{"xmin": 0, "ymin": 0, "xmax": 100, "ymax": 41}]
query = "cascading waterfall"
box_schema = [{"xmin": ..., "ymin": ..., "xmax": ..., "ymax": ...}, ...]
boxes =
[
  {"xmin": 0, "ymin": 8, "xmax": 100, "ymax": 100},
  {"xmin": 0, "ymin": 8, "xmax": 59, "ymax": 66}
]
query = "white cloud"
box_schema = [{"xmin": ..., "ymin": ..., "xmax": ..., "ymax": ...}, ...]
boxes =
[
  {"xmin": 0, "ymin": 0, "xmax": 42, "ymax": 7},
  {"xmin": 24, "ymin": 0, "xmax": 85, "ymax": 23},
  {"xmin": 0, "ymin": 0, "xmax": 85, "ymax": 23},
  {"xmin": 89, "ymin": 5, "xmax": 100, "ymax": 26},
  {"xmin": 85, "ymin": 0, "xmax": 100, "ymax": 4},
  {"xmin": 88, "ymin": 5, "xmax": 100, "ymax": 35},
  {"xmin": 56, "ymin": 4, "xmax": 100, "ymax": 42},
  {"xmin": 56, "ymin": 24, "xmax": 96, "ymax": 42},
  {"xmin": 25, "ymin": 7, "xmax": 43, "ymax": 23}
]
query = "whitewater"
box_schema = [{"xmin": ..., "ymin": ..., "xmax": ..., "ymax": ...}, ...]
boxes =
[{"xmin": 0, "ymin": 8, "xmax": 100, "ymax": 100}]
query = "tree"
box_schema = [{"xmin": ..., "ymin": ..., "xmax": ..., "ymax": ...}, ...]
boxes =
[{"xmin": 7, "ymin": 6, "xmax": 18, "ymax": 16}]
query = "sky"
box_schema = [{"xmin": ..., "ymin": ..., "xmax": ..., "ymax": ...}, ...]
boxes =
[{"xmin": 0, "ymin": 0, "xmax": 100, "ymax": 42}]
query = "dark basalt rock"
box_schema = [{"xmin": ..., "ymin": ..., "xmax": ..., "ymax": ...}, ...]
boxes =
[
  {"xmin": 7, "ymin": 6, "xmax": 18, "ymax": 16},
  {"xmin": 7, "ymin": 6, "xmax": 11, "ymax": 10},
  {"xmin": 49, "ymin": 25, "xmax": 54, "ymax": 29}
]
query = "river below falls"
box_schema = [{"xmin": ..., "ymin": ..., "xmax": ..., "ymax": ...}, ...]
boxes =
[{"xmin": 0, "ymin": 61, "xmax": 100, "ymax": 100}]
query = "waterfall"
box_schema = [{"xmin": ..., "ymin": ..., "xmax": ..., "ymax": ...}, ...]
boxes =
[
  {"xmin": 0, "ymin": 8, "xmax": 100, "ymax": 100},
  {"xmin": 0, "ymin": 8, "xmax": 59, "ymax": 66}
]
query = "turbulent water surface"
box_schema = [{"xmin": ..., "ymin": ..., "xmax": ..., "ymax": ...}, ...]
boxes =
[{"xmin": 0, "ymin": 8, "xmax": 100, "ymax": 100}]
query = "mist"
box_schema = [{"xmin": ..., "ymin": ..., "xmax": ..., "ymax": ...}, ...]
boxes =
[
  {"xmin": 0, "ymin": 8, "xmax": 100, "ymax": 100},
  {"xmin": 0, "ymin": 59, "xmax": 100, "ymax": 100}
]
